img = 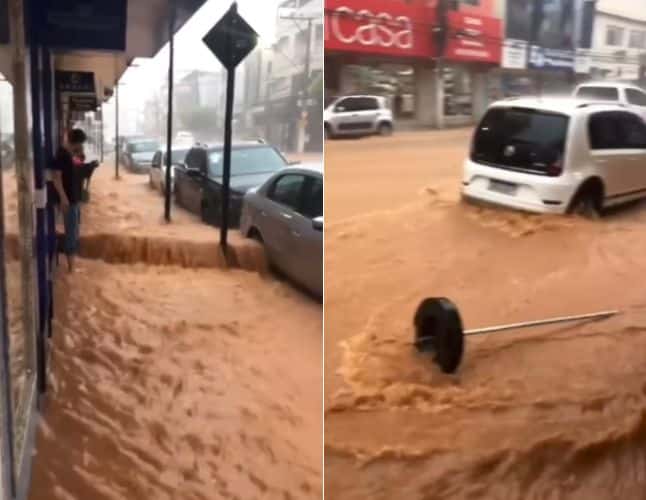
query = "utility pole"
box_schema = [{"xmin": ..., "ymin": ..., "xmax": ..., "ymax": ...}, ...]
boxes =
[
  {"xmin": 280, "ymin": 12, "xmax": 317, "ymax": 154},
  {"xmin": 165, "ymin": 0, "xmax": 176, "ymax": 222}
]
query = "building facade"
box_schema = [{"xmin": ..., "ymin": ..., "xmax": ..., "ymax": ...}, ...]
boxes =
[
  {"xmin": 585, "ymin": 0, "xmax": 646, "ymax": 82},
  {"xmin": 324, "ymin": 0, "xmax": 646, "ymax": 130},
  {"xmin": 244, "ymin": 0, "xmax": 324, "ymax": 152},
  {"xmin": 324, "ymin": 0, "xmax": 503, "ymax": 129}
]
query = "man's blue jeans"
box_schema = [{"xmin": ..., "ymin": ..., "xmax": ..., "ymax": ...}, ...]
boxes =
[{"xmin": 63, "ymin": 204, "xmax": 81, "ymax": 255}]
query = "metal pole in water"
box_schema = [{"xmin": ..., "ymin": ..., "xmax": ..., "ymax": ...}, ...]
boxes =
[
  {"xmin": 463, "ymin": 310, "xmax": 619, "ymax": 336},
  {"xmin": 415, "ymin": 309, "xmax": 620, "ymax": 346}
]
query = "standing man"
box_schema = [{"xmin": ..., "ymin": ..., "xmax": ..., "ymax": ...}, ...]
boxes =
[{"xmin": 50, "ymin": 128, "xmax": 87, "ymax": 272}]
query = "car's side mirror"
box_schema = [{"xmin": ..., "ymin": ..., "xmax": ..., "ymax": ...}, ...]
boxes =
[
  {"xmin": 335, "ymin": 106, "xmax": 345, "ymax": 113},
  {"xmin": 312, "ymin": 216, "xmax": 323, "ymax": 231}
]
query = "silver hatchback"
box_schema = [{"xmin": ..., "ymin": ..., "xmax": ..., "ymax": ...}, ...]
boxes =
[
  {"xmin": 324, "ymin": 95, "xmax": 394, "ymax": 139},
  {"xmin": 240, "ymin": 164, "xmax": 323, "ymax": 297}
]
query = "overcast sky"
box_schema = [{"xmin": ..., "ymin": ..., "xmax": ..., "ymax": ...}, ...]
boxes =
[{"xmin": 116, "ymin": 0, "xmax": 279, "ymax": 112}]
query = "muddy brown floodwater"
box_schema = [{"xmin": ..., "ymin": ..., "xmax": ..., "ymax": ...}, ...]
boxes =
[
  {"xmin": 9, "ymin": 159, "xmax": 323, "ymax": 500},
  {"xmin": 325, "ymin": 129, "xmax": 646, "ymax": 500}
]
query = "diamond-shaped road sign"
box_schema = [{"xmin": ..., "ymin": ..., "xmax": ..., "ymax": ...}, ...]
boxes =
[{"xmin": 202, "ymin": 3, "xmax": 258, "ymax": 70}]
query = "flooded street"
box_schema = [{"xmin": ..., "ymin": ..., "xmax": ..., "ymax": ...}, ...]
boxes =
[
  {"xmin": 325, "ymin": 129, "xmax": 646, "ymax": 499},
  {"xmin": 23, "ymin": 163, "xmax": 322, "ymax": 500}
]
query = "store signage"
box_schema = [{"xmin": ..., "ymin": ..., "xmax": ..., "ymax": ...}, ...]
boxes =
[
  {"xmin": 588, "ymin": 58, "xmax": 640, "ymax": 80},
  {"xmin": 529, "ymin": 46, "xmax": 573, "ymax": 70},
  {"xmin": 502, "ymin": 39, "xmax": 527, "ymax": 69},
  {"xmin": 37, "ymin": 0, "xmax": 127, "ymax": 51},
  {"xmin": 444, "ymin": 11, "xmax": 502, "ymax": 64},
  {"xmin": 574, "ymin": 50, "xmax": 591, "ymax": 74},
  {"xmin": 55, "ymin": 71, "xmax": 96, "ymax": 93},
  {"xmin": 0, "ymin": 0, "xmax": 8, "ymax": 45},
  {"xmin": 325, "ymin": 0, "xmax": 436, "ymax": 58},
  {"xmin": 69, "ymin": 95, "xmax": 97, "ymax": 112}
]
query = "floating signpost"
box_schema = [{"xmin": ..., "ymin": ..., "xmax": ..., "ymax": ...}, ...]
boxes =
[{"xmin": 203, "ymin": 2, "xmax": 258, "ymax": 254}]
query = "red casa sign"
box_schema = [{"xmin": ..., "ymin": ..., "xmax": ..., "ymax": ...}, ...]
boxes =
[
  {"xmin": 325, "ymin": 0, "xmax": 436, "ymax": 59},
  {"xmin": 444, "ymin": 11, "xmax": 502, "ymax": 64}
]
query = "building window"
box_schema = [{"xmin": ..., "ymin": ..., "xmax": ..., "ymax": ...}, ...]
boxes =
[
  {"xmin": 606, "ymin": 25, "xmax": 624, "ymax": 46},
  {"xmin": 629, "ymin": 30, "xmax": 646, "ymax": 49}
]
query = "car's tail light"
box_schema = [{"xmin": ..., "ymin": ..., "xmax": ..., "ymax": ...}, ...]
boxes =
[{"xmin": 546, "ymin": 160, "xmax": 563, "ymax": 177}]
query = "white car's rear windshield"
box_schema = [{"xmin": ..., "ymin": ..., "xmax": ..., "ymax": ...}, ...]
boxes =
[
  {"xmin": 576, "ymin": 86, "xmax": 619, "ymax": 101},
  {"xmin": 471, "ymin": 107, "xmax": 569, "ymax": 174}
]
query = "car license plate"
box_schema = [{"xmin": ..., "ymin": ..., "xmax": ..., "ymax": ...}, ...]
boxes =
[{"xmin": 488, "ymin": 180, "xmax": 517, "ymax": 196}]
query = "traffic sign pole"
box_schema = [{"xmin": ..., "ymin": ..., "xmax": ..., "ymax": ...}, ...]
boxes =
[
  {"xmin": 202, "ymin": 1, "xmax": 258, "ymax": 257},
  {"xmin": 221, "ymin": 68, "xmax": 234, "ymax": 252}
]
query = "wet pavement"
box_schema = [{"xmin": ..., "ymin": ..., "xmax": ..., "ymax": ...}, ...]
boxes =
[
  {"xmin": 18, "ymin": 159, "xmax": 322, "ymax": 500},
  {"xmin": 325, "ymin": 129, "xmax": 646, "ymax": 499}
]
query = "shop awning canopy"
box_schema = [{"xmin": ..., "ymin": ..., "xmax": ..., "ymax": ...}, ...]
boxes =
[{"xmin": 0, "ymin": 0, "xmax": 206, "ymax": 96}]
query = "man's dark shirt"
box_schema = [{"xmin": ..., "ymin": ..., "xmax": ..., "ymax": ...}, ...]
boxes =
[{"xmin": 51, "ymin": 147, "xmax": 83, "ymax": 204}]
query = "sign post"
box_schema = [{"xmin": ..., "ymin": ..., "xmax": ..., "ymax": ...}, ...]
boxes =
[
  {"xmin": 0, "ymin": 0, "xmax": 8, "ymax": 45},
  {"xmin": 203, "ymin": 2, "xmax": 258, "ymax": 255}
]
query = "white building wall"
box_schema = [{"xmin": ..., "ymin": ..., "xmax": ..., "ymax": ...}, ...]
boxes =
[
  {"xmin": 589, "ymin": 3, "xmax": 646, "ymax": 81},
  {"xmin": 272, "ymin": 0, "xmax": 323, "ymax": 93}
]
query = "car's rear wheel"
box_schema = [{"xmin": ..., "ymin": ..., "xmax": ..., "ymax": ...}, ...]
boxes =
[
  {"xmin": 569, "ymin": 183, "xmax": 602, "ymax": 219},
  {"xmin": 378, "ymin": 122, "xmax": 393, "ymax": 136}
]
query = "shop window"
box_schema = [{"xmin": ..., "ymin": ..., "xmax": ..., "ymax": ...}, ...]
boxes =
[{"xmin": 443, "ymin": 66, "xmax": 472, "ymax": 117}]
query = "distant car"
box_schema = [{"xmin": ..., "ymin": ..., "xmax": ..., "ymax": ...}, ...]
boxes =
[
  {"xmin": 573, "ymin": 82, "xmax": 646, "ymax": 121},
  {"xmin": 175, "ymin": 131, "xmax": 195, "ymax": 145},
  {"xmin": 122, "ymin": 139, "xmax": 160, "ymax": 173},
  {"xmin": 0, "ymin": 141, "xmax": 14, "ymax": 170},
  {"xmin": 149, "ymin": 147, "xmax": 190, "ymax": 193},
  {"xmin": 174, "ymin": 142, "xmax": 291, "ymax": 226},
  {"xmin": 240, "ymin": 164, "xmax": 323, "ymax": 297},
  {"xmin": 462, "ymin": 97, "xmax": 646, "ymax": 216},
  {"xmin": 324, "ymin": 95, "xmax": 393, "ymax": 139}
]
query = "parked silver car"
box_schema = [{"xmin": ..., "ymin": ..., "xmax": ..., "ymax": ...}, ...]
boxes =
[
  {"xmin": 123, "ymin": 138, "xmax": 160, "ymax": 173},
  {"xmin": 324, "ymin": 95, "xmax": 393, "ymax": 139},
  {"xmin": 240, "ymin": 164, "xmax": 323, "ymax": 297},
  {"xmin": 149, "ymin": 146, "xmax": 190, "ymax": 194}
]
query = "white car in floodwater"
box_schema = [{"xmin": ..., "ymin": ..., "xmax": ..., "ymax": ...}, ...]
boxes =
[
  {"xmin": 324, "ymin": 95, "xmax": 394, "ymax": 139},
  {"xmin": 240, "ymin": 164, "xmax": 323, "ymax": 297},
  {"xmin": 462, "ymin": 97, "xmax": 646, "ymax": 216}
]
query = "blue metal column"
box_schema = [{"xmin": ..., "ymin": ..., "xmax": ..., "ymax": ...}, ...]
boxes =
[
  {"xmin": 26, "ymin": 4, "xmax": 48, "ymax": 396},
  {"xmin": 41, "ymin": 48, "xmax": 55, "ymax": 349}
]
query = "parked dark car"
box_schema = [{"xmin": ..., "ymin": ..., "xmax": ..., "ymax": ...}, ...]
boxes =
[{"xmin": 174, "ymin": 142, "xmax": 291, "ymax": 227}]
